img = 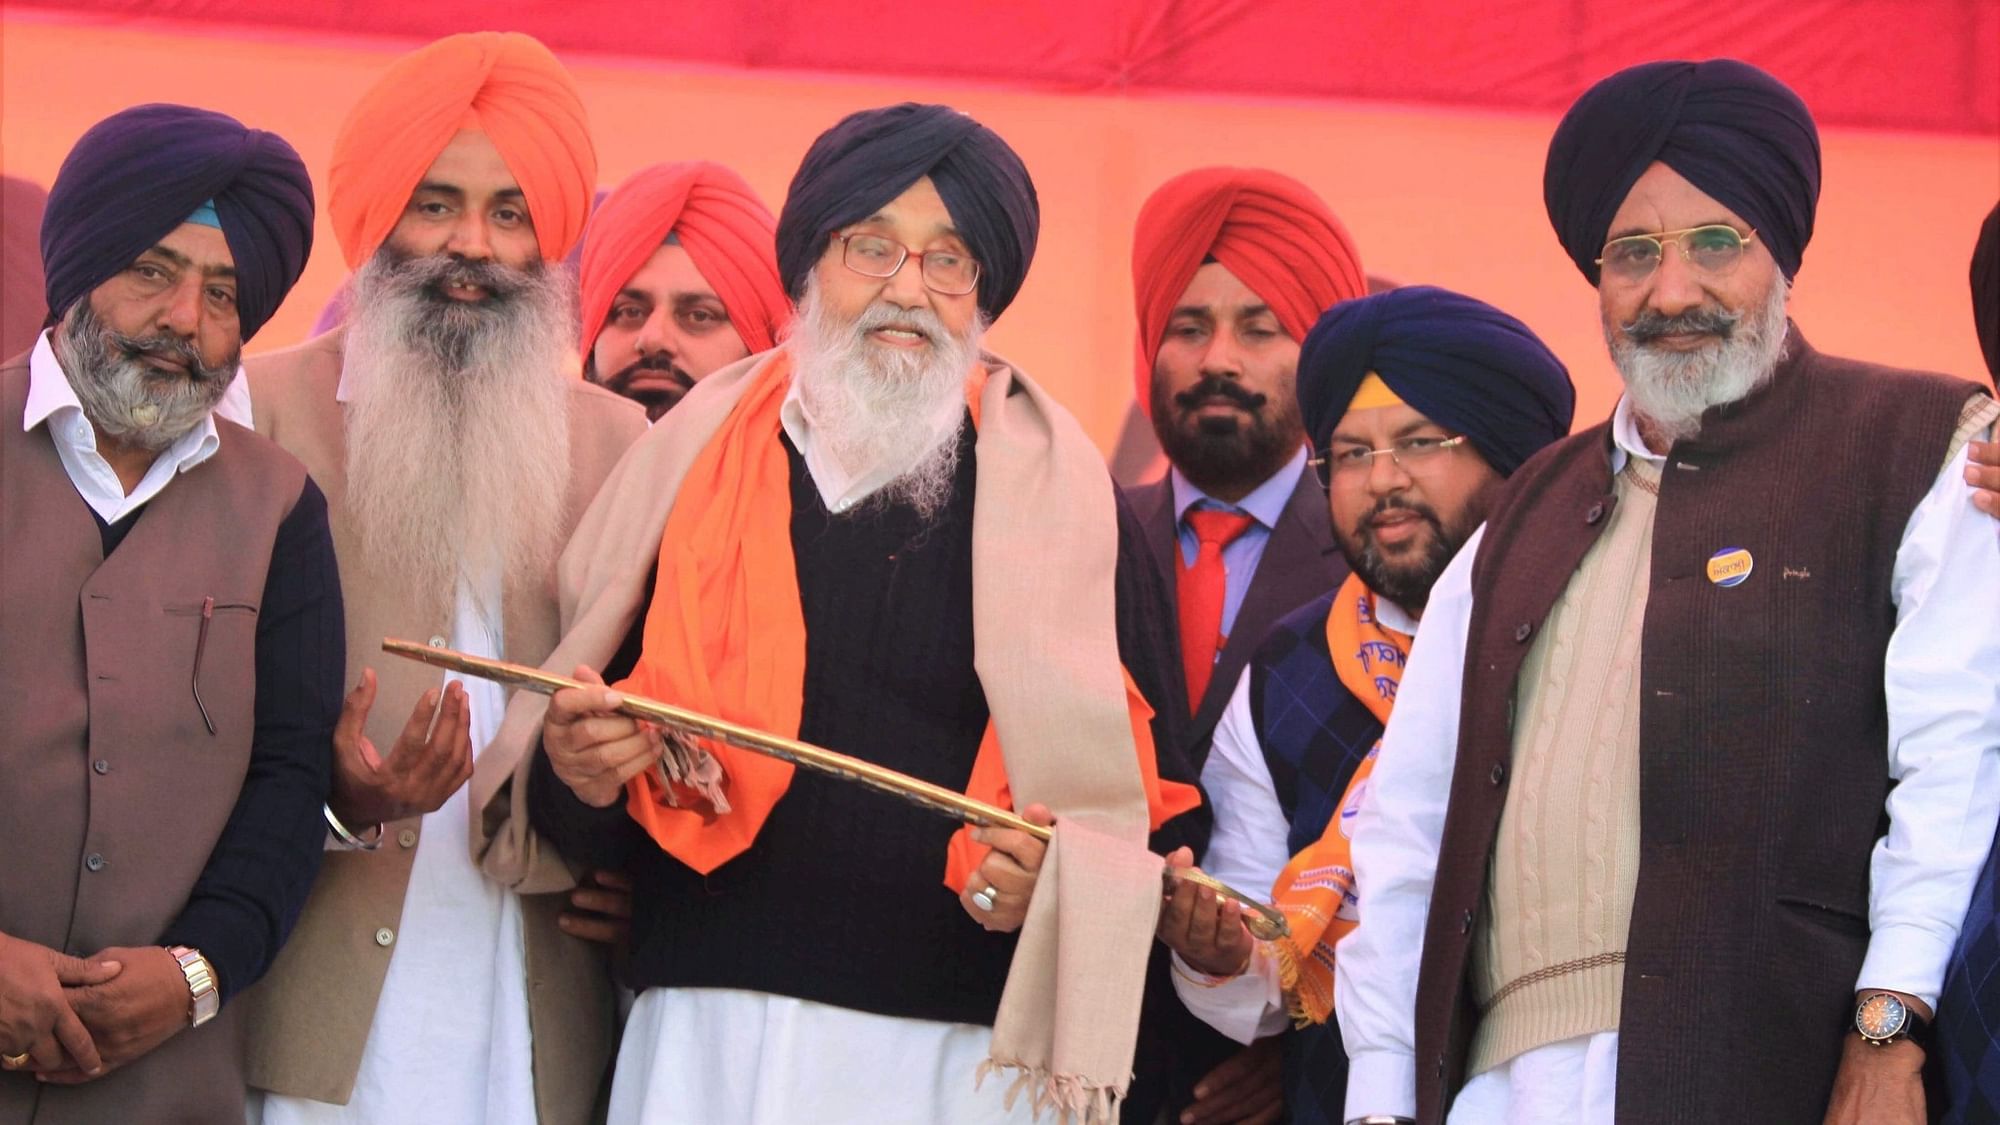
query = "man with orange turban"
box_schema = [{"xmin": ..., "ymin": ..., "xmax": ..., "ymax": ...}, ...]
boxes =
[
  {"xmin": 579, "ymin": 160, "xmax": 789, "ymax": 421},
  {"xmin": 1120, "ymin": 167, "xmax": 1366, "ymax": 1125},
  {"xmin": 235, "ymin": 32, "xmax": 647, "ymax": 1125}
]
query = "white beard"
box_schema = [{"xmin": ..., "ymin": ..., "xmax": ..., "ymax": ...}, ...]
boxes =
[
  {"xmin": 783, "ymin": 273, "xmax": 986, "ymax": 521},
  {"xmin": 340, "ymin": 249, "xmax": 575, "ymax": 623},
  {"xmin": 56, "ymin": 301, "xmax": 239, "ymax": 453},
  {"xmin": 1606, "ymin": 276, "xmax": 1791, "ymax": 446}
]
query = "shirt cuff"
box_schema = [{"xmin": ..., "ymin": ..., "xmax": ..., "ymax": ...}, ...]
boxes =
[
  {"xmin": 1168, "ymin": 948, "xmax": 1288, "ymax": 1045},
  {"xmin": 1344, "ymin": 1048, "xmax": 1418, "ymax": 1122},
  {"xmin": 1856, "ymin": 921, "xmax": 1956, "ymax": 1012}
]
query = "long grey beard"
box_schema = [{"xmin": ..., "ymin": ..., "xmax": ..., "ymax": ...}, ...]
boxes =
[
  {"xmin": 341, "ymin": 250, "xmax": 576, "ymax": 624},
  {"xmin": 783, "ymin": 274, "xmax": 985, "ymax": 521},
  {"xmin": 1607, "ymin": 277, "xmax": 1791, "ymax": 446},
  {"xmin": 57, "ymin": 301, "xmax": 239, "ymax": 453}
]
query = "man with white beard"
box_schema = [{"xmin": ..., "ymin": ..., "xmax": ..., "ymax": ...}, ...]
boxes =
[
  {"xmin": 235, "ymin": 32, "xmax": 646, "ymax": 1125},
  {"xmin": 472, "ymin": 102, "xmax": 1207, "ymax": 1125},
  {"xmin": 1335, "ymin": 60, "xmax": 2000, "ymax": 1125}
]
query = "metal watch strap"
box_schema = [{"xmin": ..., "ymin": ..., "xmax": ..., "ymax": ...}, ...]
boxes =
[
  {"xmin": 167, "ymin": 946, "xmax": 219, "ymax": 1028},
  {"xmin": 1346, "ymin": 1117, "xmax": 1418, "ymax": 1125}
]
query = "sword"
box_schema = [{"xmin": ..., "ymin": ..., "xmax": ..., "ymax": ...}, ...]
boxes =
[{"xmin": 384, "ymin": 637, "xmax": 1289, "ymax": 940}]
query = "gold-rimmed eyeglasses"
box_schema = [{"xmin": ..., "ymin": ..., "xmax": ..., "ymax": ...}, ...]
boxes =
[
  {"xmin": 1311, "ymin": 435, "xmax": 1470, "ymax": 489},
  {"xmin": 834, "ymin": 232, "xmax": 981, "ymax": 296},
  {"xmin": 1595, "ymin": 224, "xmax": 1757, "ymax": 284}
]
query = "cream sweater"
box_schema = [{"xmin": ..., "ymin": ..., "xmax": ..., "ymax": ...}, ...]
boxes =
[{"xmin": 1468, "ymin": 457, "xmax": 1660, "ymax": 1076}]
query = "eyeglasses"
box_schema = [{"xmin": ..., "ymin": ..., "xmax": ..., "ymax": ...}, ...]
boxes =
[
  {"xmin": 1311, "ymin": 435, "xmax": 1469, "ymax": 489},
  {"xmin": 833, "ymin": 232, "xmax": 981, "ymax": 296},
  {"xmin": 1595, "ymin": 225, "xmax": 1758, "ymax": 284}
]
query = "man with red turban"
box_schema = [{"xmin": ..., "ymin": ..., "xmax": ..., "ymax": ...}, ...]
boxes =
[
  {"xmin": 1121, "ymin": 167, "xmax": 1366, "ymax": 1125},
  {"xmin": 579, "ymin": 161, "xmax": 789, "ymax": 420},
  {"xmin": 236, "ymin": 32, "xmax": 647, "ymax": 1125}
]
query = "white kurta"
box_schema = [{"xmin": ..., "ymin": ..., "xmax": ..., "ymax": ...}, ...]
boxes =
[
  {"xmin": 605, "ymin": 369, "xmax": 1033, "ymax": 1124},
  {"xmin": 1337, "ymin": 397, "xmax": 2000, "ymax": 1123},
  {"xmin": 250, "ymin": 576, "xmax": 537, "ymax": 1124},
  {"xmin": 1170, "ymin": 597, "xmax": 1422, "ymax": 1046}
]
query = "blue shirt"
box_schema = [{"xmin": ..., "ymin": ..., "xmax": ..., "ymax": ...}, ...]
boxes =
[{"xmin": 1171, "ymin": 445, "xmax": 1309, "ymax": 642}]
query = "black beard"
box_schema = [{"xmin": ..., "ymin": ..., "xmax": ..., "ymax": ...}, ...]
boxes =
[
  {"xmin": 1335, "ymin": 492, "xmax": 1488, "ymax": 613},
  {"xmin": 1150, "ymin": 374, "xmax": 1304, "ymax": 495},
  {"xmin": 590, "ymin": 353, "xmax": 693, "ymax": 421}
]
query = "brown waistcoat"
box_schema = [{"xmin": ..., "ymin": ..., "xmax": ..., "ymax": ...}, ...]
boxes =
[
  {"xmin": 1413, "ymin": 331, "xmax": 1992, "ymax": 1125},
  {"xmin": 1, "ymin": 358, "xmax": 307, "ymax": 1124},
  {"xmin": 232, "ymin": 330, "xmax": 646, "ymax": 1122}
]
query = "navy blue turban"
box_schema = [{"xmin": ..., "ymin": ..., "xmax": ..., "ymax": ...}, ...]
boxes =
[
  {"xmin": 1545, "ymin": 59, "xmax": 1820, "ymax": 286},
  {"xmin": 41, "ymin": 104, "xmax": 314, "ymax": 342},
  {"xmin": 1297, "ymin": 286, "xmax": 1575, "ymax": 478},
  {"xmin": 1973, "ymin": 202, "xmax": 1998, "ymax": 387},
  {"xmin": 776, "ymin": 103, "xmax": 1039, "ymax": 322}
]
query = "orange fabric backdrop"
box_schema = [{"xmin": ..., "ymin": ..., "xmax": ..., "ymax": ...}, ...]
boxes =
[{"xmin": 4, "ymin": 12, "xmax": 1995, "ymax": 451}]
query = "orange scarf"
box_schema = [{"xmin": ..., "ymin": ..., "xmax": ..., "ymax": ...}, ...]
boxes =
[
  {"xmin": 615, "ymin": 352, "xmax": 1197, "ymax": 883},
  {"xmin": 1269, "ymin": 572, "xmax": 1411, "ymax": 1024}
]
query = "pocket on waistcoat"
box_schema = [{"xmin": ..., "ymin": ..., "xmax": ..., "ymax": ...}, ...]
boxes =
[
  {"xmin": 1775, "ymin": 893, "xmax": 1870, "ymax": 939},
  {"xmin": 163, "ymin": 599, "xmax": 260, "ymax": 739}
]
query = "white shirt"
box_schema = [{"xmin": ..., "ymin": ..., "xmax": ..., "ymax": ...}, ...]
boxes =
[
  {"xmin": 778, "ymin": 364, "xmax": 964, "ymax": 514},
  {"xmin": 1337, "ymin": 396, "xmax": 2000, "ymax": 1122},
  {"xmin": 22, "ymin": 329, "xmax": 248, "ymax": 523},
  {"xmin": 1172, "ymin": 597, "xmax": 1422, "ymax": 1045},
  {"xmin": 245, "ymin": 375, "xmax": 537, "ymax": 1124}
]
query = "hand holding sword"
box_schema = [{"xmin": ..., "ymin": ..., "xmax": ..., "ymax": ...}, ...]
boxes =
[{"xmin": 388, "ymin": 638, "xmax": 1288, "ymax": 941}]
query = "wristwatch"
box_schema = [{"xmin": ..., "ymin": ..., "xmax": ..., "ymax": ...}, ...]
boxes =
[
  {"xmin": 167, "ymin": 946, "xmax": 220, "ymax": 1028},
  {"xmin": 1854, "ymin": 990, "xmax": 1931, "ymax": 1051}
]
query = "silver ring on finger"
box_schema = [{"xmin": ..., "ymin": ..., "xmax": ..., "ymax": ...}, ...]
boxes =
[{"xmin": 971, "ymin": 885, "xmax": 998, "ymax": 912}]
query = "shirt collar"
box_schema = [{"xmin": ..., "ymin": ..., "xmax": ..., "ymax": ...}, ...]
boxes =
[
  {"xmin": 1609, "ymin": 394, "xmax": 1668, "ymax": 472},
  {"xmin": 1170, "ymin": 445, "xmax": 1308, "ymax": 528},
  {"xmin": 1373, "ymin": 594, "xmax": 1421, "ymax": 636},
  {"xmin": 23, "ymin": 328, "xmax": 242, "ymax": 464}
]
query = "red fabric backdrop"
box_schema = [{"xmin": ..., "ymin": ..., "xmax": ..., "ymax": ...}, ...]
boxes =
[{"xmin": 21, "ymin": 0, "xmax": 1998, "ymax": 135}]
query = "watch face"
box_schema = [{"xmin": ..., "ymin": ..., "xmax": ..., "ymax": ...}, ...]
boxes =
[{"xmin": 1857, "ymin": 992, "xmax": 1908, "ymax": 1039}]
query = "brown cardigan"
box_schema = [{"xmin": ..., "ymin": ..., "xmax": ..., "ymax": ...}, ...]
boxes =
[
  {"xmin": 232, "ymin": 329, "xmax": 646, "ymax": 1122},
  {"xmin": 1415, "ymin": 329, "xmax": 1992, "ymax": 1124}
]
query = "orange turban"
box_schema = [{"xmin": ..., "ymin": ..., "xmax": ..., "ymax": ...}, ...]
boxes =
[
  {"xmin": 578, "ymin": 161, "xmax": 789, "ymax": 357},
  {"xmin": 328, "ymin": 32, "xmax": 596, "ymax": 269},
  {"xmin": 1131, "ymin": 167, "xmax": 1365, "ymax": 412}
]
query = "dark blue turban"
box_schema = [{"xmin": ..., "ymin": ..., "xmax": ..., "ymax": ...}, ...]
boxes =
[
  {"xmin": 1544, "ymin": 59, "xmax": 1820, "ymax": 286},
  {"xmin": 776, "ymin": 103, "xmax": 1039, "ymax": 322},
  {"xmin": 1973, "ymin": 201, "xmax": 1998, "ymax": 387},
  {"xmin": 1296, "ymin": 286, "xmax": 1575, "ymax": 478},
  {"xmin": 41, "ymin": 104, "xmax": 314, "ymax": 342}
]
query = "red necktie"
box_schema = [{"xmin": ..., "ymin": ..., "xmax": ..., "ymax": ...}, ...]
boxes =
[{"xmin": 1177, "ymin": 508, "xmax": 1256, "ymax": 712}]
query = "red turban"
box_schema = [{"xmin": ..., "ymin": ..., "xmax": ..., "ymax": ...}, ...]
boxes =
[
  {"xmin": 578, "ymin": 161, "xmax": 789, "ymax": 357},
  {"xmin": 329, "ymin": 32, "xmax": 596, "ymax": 269},
  {"xmin": 1131, "ymin": 167, "xmax": 1365, "ymax": 411}
]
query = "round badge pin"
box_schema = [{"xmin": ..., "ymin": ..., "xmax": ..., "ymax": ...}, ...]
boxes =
[{"xmin": 1706, "ymin": 547, "xmax": 1753, "ymax": 587}]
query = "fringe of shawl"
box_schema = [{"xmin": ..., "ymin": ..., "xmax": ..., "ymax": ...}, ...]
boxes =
[{"xmin": 977, "ymin": 1057, "xmax": 1125, "ymax": 1125}]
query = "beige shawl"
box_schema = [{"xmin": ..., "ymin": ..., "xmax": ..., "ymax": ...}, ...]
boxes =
[{"xmin": 472, "ymin": 347, "xmax": 1164, "ymax": 1121}]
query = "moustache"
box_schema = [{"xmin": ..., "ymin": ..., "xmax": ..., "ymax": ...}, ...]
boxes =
[
  {"xmin": 850, "ymin": 301, "xmax": 949, "ymax": 346},
  {"xmin": 1174, "ymin": 376, "xmax": 1268, "ymax": 414},
  {"xmin": 1355, "ymin": 496, "xmax": 1441, "ymax": 539},
  {"xmin": 610, "ymin": 353, "xmax": 692, "ymax": 386},
  {"xmin": 111, "ymin": 331, "xmax": 222, "ymax": 382},
  {"xmin": 1623, "ymin": 303, "xmax": 1742, "ymax": 345},
  {"xmin": 394, "ymin": 254, "xmax": 535, "ymax": 305}
]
